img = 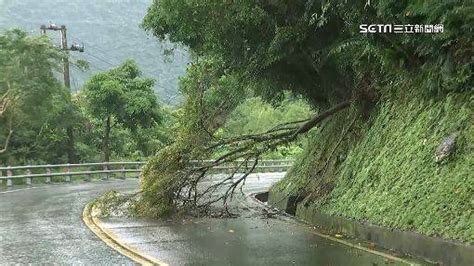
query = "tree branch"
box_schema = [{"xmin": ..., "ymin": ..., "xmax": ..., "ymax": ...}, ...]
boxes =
[
  {"xmin": 0, "ymin": 118, "xmax": 14, "ymax": 154},
  {"xmin": 148, "ymin": 100, "xmax": 354, "ymax": 217},
  {"xmin": 292, "ymin": 100, "xmax": 351, "ymax": 137}
]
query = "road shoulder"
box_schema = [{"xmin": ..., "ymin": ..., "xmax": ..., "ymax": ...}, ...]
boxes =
[{"xmin": 82, "ymin": 202, "xmax": 168, "ymax": 266}]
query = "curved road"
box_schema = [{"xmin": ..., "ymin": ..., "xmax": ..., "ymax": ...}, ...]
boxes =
[
  {"xmin": 0, "ymin": 175, "xmax": 411, "ymax": 265},
  {"xmin": 0, "ymin": 180, "xmax": 139, "ymax": 264}
]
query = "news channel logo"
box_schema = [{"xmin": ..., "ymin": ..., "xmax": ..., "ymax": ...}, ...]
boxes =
[{"xmin": 360, "ymin": 24, "xmax": 444, "ymax": 34}]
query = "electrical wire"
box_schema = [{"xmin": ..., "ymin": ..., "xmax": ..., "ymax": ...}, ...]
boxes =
[
  {"xmin": 78, "ymin": 38, "xmax": 180, "ymax": 81},
  {"xmin": 69, "ymin": 36, "xmax": 183, "ymax": 104}
]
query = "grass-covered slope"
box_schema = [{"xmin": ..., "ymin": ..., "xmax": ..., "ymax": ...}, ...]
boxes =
[{"xmin": 272, "ymin": 92, "xmax": 473, "ymax": 243}]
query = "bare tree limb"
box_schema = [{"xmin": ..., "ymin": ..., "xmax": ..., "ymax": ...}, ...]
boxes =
[
  {"xmin": 0, "ymin": 118, "xmax": 13, "ymax": 154},
  {"xmin": 141, "ymin": 99, "xmax": 355, "ymax": 217},
  {"xmin": 292, "ymin": 100, "xmax": 352, "ymax": 137}
]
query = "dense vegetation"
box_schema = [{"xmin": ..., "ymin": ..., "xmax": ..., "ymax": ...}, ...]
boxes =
[
  {"xmin": 272, "ymin": 92, "xmax": 473, "ymax": 243},
  {"xmin": 0, "ymin": 30, "xmax": 173, "ymax": 165},
  {"xmin": 0, "ymin": 29, "xmax": 307, "ymax": 167},
  {"xmin": 137, "ymin": 0, "xmax": 473, "ymax": 243},
  {"xmin": 220, "ymin": 96, "xmax": 312, "ymax": 159},
  {"xmin": 0, "ymin": 0, "xmax": 472, "ymax": 243},
  {"xmin": 0, "ymin": 29, "xmax": 67, "ymax": 164},
  {"xmin": 82, "ymin": 60, "xmax": 162, "ymax": 161}
]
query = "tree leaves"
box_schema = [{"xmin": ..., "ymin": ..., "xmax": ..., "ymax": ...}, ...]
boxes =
[
  {"xmin": 83, "ymin": 59, "xmax": 161, "ymax": 130},
  {"xmin": 81, "ymin": 59, "xmax": 163, "ymax": 161}
]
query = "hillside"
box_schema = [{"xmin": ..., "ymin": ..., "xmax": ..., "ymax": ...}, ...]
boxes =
[{"xmin": 270, "ymin": 90, "xmax": 473, "ymax": 243}]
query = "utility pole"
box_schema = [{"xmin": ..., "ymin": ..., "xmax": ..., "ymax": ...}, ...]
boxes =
[
  {"xmin": 60, "ymin": 25, "xmax": 71, "ymax": 89},
  {"xmin": 40, "ymin": 23, "xmax": 84, "ymax": 163}
]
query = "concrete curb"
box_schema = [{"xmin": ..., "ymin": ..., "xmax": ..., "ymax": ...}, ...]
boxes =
[
  {"xmin": 266, "ymin": 190, "xmax": 474, "ymax": 266},
  {"xmin": 248, "ymin": 192, "xmax": 420, "ymax": 266},
  {"xmin": 82, "ymin": 202, "xmax": 168, "ymax": 266}
]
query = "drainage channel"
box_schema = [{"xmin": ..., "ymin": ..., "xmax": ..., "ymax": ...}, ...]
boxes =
[
  {"xmin": 250, "ymin": 191, "xmax": 433, "ymax": 266},
  {"xmin": 253, "ymin": 191, "xmax": 302, "ymax": 216}
]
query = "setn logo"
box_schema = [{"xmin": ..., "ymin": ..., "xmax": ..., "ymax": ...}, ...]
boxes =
[
  {"xmin": 359, "ymin": 24, "xmax": 392, "ymax": 33},
  {"xmin": 360, "ymin": 24, "xmax": 444, "ymax": 34}
]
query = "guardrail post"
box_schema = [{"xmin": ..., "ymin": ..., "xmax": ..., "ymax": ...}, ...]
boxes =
[
  {"xmin": 135, "ymin": 163, "xmax": 140, "ymax": 178},
  {"xmin": 65, "ymin": 164, "xmax": 71, "ymax": 182},
  {"xmin": 25, "ymin": 167, "xmax": 32, "ymax": 185},
  {"xmin": 255, "ymin": 162, "xmax": 261, "ymax": 174},
  {"xmin": 45, "ymin": 166, "xmax": 52, "ymax": 183},
  {"xmin": 6, "ymin": 166, "xmax": 13, "ymax": 187},
  {"xmin": 279, "ymin": 162, "xmax": 285, "ymax": 172},
  {"xmin": 102, "ymin": 164, "xmax": 108, "ymax": 180},
  {"xmin": 120, "ymin": 164, "xmax": 126, "ymax": 180},
  {"xmin": 0, "ymin": 168, "xmax": 3, "ymax": 185},
  {"xmin": 85, "ymin": 167, "xmax": 92, "ymax": 182}
]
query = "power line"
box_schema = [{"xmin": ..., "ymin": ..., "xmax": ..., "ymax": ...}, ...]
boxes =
[
  {"xmin": 82, "ymin": 49, "xmax": 171, "ymax": 92},
  {"xmin": 68, "ymin": 36, "xmax": 182, "ymax": 104},
  {"xmin": 85, "ymin": 40, "xmax": 188, "ymax": 61},
  {"xmin": 70, "ymin": 53, "xmax": 107, "ymax": 72},
  {"xmin": 83, "ymin": 51, "xmax": 116, "ymax": 67},
  {"xmin": 76, "ymin": 38, "xmax": 178, "ymax": 81},
  {"xmin": 71, "ymin": 51, "xmax": 179, "ymax": 103}
]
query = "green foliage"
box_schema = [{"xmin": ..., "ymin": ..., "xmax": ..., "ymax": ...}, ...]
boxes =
[
  {"xmin": 0, "ymin": 29, "xmax": 70, "ymax": 164},
  {"xmin": 219, "ymin": 96, "xmax": 312, "ymax": 158},
  {"xmin": 135, "ymin": 56, "xmax": 249, "ymax": 216},
  {"xmin": 138, "ymin": 0, "xmax": 473, "ymax": 229},
  {"xmin": 0, "ymin": 30, "xmax": 173, "ymax": 165},
  {"xmin": 167, "ymin": 56, "xmax": 248, "ymax": 159},
  {"xmin": 369, "ymin": 1, "xmax": 474, "ymax": 94},
  {"xmin": 138, "ymin": 145, "xmax": 186, "ymax": 217},
  {"xmin": 276, "ymin": 92, "xmax": 473, "ymax": 243},
  {"xmin": 144, "ymin": 0, "xmax": 473, "ymax": 106},
  {"xmin": 73, "ymin": 59, "xmax": 90, "ymax": 72},
  {"xmin": 143, "ymin": 0, "xmax": 350, "ymax": 106},
  {"xmin": 271, "ymin": 106, "xmax": 359, "ymax": 195},
  {"xmin": 221, "ymin": 96, "xmax": 310, "ymax": 137},
  {"xmin": 0, "ymin": 29, "xmax": 64, "ymax": 122},
  {"xmin": 82, "ymin": 60, "xmax": 162, "ymax": 161},
  {"xmin": 83, "ymin": 60, "xmax": 160, "ymax": 128},
  {"xmin": 320, "ymin": 92, "xmax": 473, "ymax": 243}
]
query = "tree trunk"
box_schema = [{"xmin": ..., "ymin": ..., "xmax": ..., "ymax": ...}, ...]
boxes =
[
  {"xmin": 292, "ymin": 100, "xmax": 352, "ymax": 137},
  {"xmin": 66, "ymin": 127, "xmax": 76, "ymax": 163},
  {"xmin": 103, "ymin": 116, "xmax": 111, "ymax": 162}
]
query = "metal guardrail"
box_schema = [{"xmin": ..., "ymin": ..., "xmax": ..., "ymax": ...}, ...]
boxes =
[{"xmin": 0, "ymin": 160, "xmax": 293, "ymax": 187}]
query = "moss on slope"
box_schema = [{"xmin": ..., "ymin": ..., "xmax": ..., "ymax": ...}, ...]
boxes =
[{"xmin": 273, "ymin": 92, "xmax": 473, "ymax": 243}]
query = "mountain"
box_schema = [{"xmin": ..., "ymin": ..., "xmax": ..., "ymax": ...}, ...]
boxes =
[{"xmin": 0, "ymin": 0, "xmax": 188, "ymax": 105}]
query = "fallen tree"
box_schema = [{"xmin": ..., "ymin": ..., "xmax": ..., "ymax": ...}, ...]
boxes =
[
  {"xmin": 136, "ymin": 99, "xmax": 354, "ymax": 217},
  {"xmin": 135, "ymin": 0, "xmax": 471, "ymax": 218}
]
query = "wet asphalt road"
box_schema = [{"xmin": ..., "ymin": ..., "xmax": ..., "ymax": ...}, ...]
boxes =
[
  {"xmin": 0, "ymin": 179, "xmax": 139, "ymax": 265},
  {"xmin": 0, "ymin": 174, "xmax": 410, "ymax": 265},
  {"xmin": 100, "ymin": 174, "xmax": 409, "ymax": 266}
]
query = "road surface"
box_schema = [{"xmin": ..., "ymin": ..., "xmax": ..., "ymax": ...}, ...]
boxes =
[
  {"xmin": 0, "ymin": 180, "xmax": 139, "ymax": 264},
  {"xmin": 0, "ymin": 175, "xmax": 412, "ymax": 265}
]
